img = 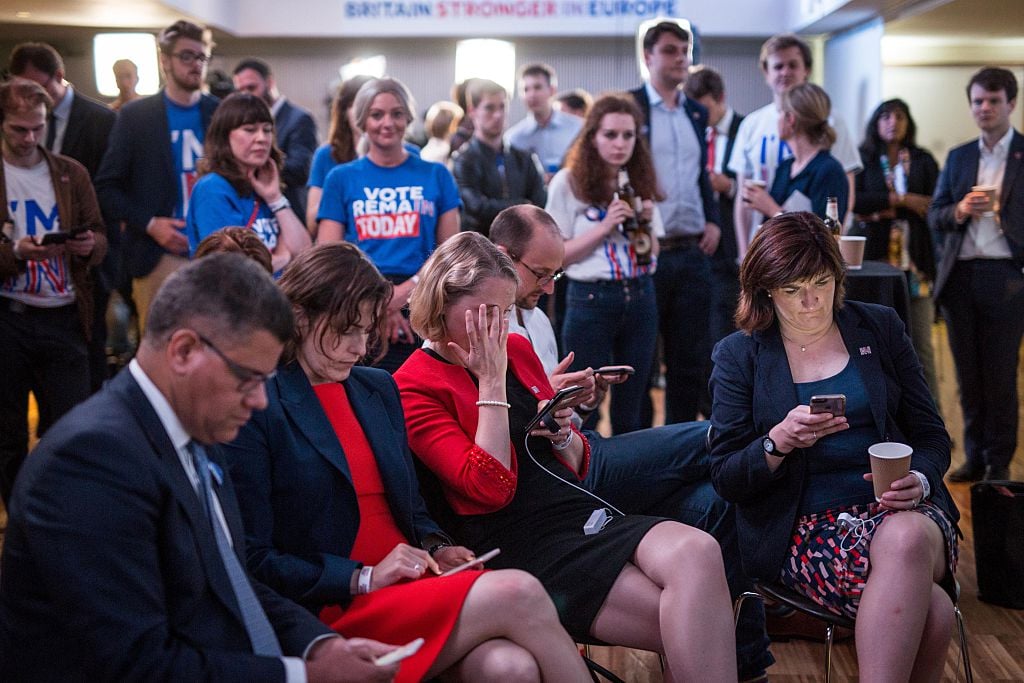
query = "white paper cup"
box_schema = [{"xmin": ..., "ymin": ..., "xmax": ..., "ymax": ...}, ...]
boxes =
[
  {"xmin": 972, "ymin": 184, "xmax": 998, "ymax": 216},
  {"xmin": 868, "ymin": 442, "xmax": 913, "ymax": 501},
  {"xmin": 839, "ymin": 235, "xmax": 867, "ymax": 270},
  {"xmin": 748, "ymin": 179, "xmax": 767, "ymax": 189}
]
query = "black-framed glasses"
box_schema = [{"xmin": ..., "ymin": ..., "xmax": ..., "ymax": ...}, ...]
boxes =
[
  {"xmin": 172, "ymin": 50, "xmax": 211, "ymax": 65},
  {"xmin": 512, "ymin": 256, "xmax": 564, "ymax": 287},
  {"xmin": 197, "ymin": 333, "xmax": 275, "ymax": 393}
]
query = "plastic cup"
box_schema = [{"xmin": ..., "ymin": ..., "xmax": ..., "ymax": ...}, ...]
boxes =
[
  {"xmin": 839, "ymin": 235, "xmax": 867, "ymax": 270},
  {"xmin": 972, "ymin": 184, "xmax": 998, "ymax": 216},
  {"xmin": 868, "ymin": 442, "xmax": 913, "ymax": 501}
]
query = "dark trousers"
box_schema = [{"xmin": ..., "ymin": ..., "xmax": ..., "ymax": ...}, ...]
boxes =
[
  {"xmin": 562, "ymin": 277, "xmax": 657, "ymax": 434},
  {"xmin": 583, "ymin": 421, "xmax": 772, "ymax": 679},
  {"xmin": 940, "ymin": 259, "xmax": 1024, "ymax": 469},
  {"xmin": 0, "ymin": 299, "xmax": 90, "ymax": 504},
  {"xmin": 654, "ymin": 245, "xmax": 713, "ymax": 423}
]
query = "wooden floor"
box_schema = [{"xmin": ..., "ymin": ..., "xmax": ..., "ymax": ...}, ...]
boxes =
[
  {"xmin": 2, "ymin": 322, "xmax": 1022, "ymax": 680},
  {"xmin": 589, "ymin": 320, "xmax": 1024, "ymax": 681}
]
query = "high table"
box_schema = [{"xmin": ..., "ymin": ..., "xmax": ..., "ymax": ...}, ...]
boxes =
[{"xmin": 844, "ymin": 260, "xmax": 912, "ymax": 330}]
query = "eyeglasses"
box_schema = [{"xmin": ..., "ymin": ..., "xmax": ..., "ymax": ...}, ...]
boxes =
[
  {"xmin": 171, "ymin": 50, "xmax": 211, "ymax": 65},
  {"xmin": 513, "ymin": 256, "xmax": 564, "ymax": 287},
  {"xmin": 197, "ymin": 333, "xmax": 275, "ymax": 393}
]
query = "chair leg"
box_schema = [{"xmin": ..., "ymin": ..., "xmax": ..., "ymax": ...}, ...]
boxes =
[
  {"xmin": 733, "ymin": 591, "xmax": 763, "ymax": 625},
  {"xmin": 824, "ymin": 623, "xmax": 835, "ymax": 683},
  {"xmin": 955, "ymin": 605, "xmax": 973, "ymax": 683}
]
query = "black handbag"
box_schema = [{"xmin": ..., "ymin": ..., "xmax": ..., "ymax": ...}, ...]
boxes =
[{"xmin": 971, "ymin": 480, "xmax": 1024, "ymax": 609}]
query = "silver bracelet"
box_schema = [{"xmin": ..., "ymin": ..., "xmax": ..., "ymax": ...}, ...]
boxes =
[
  {"xmin": 551, "ymin": 430, "xmax": 574, "ymax": 450},
  {"xmin": 357, "ymin": 565, "xmax": 373, "ymax": 595},
  {"xmin": 476, "ymin": 400, "xmax": 511, "ymax": 409},
  {"xmin": 267, "ymin": 196, "xmax": 291, "ymax": 213}
]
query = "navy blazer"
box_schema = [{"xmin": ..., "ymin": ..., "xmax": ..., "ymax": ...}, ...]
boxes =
[
  {"xmin": 274, "ymin": 99, "xmax": 318, "ymax": 218},
  {"xmin": 0, "ymin": 370, "xmax": 329, "ymax": 682},
  {"xmin": 60, "ymin": 90, "xmax": 116, "ymax": 180},
  {"xmin": 928, "ymin": 129, "xmax": 1024, "ymax": 303},
  {"xmin": 629, "ymin": 84, "xmax": 721, "ymax": 228},
  {"xmin": 224, "ymin": 363, "xmax": 446, "ymax": 613},
  {"xmin": 708, "ymin": 301, "xmax": 957, "ymax": 581},
  {"xmin": 94, "ymin": 91, "xmax": 219, "ymax": 278}
]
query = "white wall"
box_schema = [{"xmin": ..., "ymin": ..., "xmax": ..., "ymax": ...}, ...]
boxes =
[{"xmin": 824, "ymin": 17, "xmax": 883, "ymax": 146}]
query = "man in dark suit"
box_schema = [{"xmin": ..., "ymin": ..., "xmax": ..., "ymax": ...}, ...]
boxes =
[
  {"xmin": 629, "ymin": 20, "xmax": 721, "ymax": 425},
  {"xmin": 452, "ymin": 79, "xmax": 547, "ymax": 236},
  {"xmin": 929, "ymin": 67, "xmax": 1024, "ymax": 483},
  {"xmin": 9, "ymin": 42, "xmax": 118, "ymax": 392},
  {"xmin": 95, "ymin": 20, "xmax": 219, "ymax": 331},
  {"xmin": 233, "ymin": 58, "xmax": 318, "ymax": 220},
  {"xmin": 0, "ymin": 253, "xmax": 398, "ymax": 682}
]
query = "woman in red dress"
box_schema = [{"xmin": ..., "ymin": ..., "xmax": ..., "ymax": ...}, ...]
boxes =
[{"xmin": 224, "ymin": 242, "xmax": 590, "ymax": 682}]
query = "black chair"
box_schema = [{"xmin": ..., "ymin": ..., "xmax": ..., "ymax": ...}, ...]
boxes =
[{"xmin": 734, "ymin": 581, "xmax": 973, "ymax": 682}]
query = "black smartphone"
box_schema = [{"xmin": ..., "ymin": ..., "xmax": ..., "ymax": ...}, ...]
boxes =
[
  {"xmin": 810, "ymin": 394, "xmax": 846, "ymax": 416},
  {"xmin": 524, "ymin": 385, "xmax": 585, "ymax": 434},
  {"xmin": 595, "ymin": 365, "xmax": 635, "ymax": 377},
  {"xmin": 35, "ymin": 226, "xmax": 89, "ymax": 246}
]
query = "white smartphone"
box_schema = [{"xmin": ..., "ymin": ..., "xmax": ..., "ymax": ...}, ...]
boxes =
[
  {"xmin": 439, "ymin": 548, "xmax": 501, "ymax": 577},
  {"xmin": 374, "ymin": 637, "xmax": 425, "ymax": 666}
]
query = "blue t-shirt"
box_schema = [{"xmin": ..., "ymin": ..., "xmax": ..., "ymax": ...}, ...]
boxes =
[
  {"xmin": 186, "ymin": 173, "xmax": 279, "ymax": 255},
  {"xmin": 795, "ymin": 360, "xmax": 877, "ymax": 515},
  {"xmin": 317, "ymin": 155, "xmax": 460, "ymax": 276},
  {"xmin": 770, "ymin": 149, "xmax": 848, "ymax": 221},
  {"xmin": 164, "ymin": 95, "xmax": 205, "ymax": 219},
  {"xmin": 308, "ymin": 142, "xmax": 422, "ymax": 189}
]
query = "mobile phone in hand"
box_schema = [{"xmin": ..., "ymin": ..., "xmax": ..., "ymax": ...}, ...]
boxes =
[
  {"xmin": 374, "ymin": 637, "xmax": 425, "ymax": 666},
  {"xmin": 440, "ymin": 548, "xmax": 501, "ymax": 577},
  {"xmin": 524, "ymin": 385, "xmax": 584, "ymax": 434},
  {"xmin": 810, "ymin": 394, "xmax": 846, "ymax": 416},
  {"xmin": 595, "ymin": 365, "xmax": 635, "ymax": 377}
]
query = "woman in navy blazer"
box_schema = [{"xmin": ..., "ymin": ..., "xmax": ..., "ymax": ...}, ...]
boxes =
[
  {"xmin": 223, "ymin": 243, "xmax": 589, "ymax": 683},
  {"xmin": 709, "ymin": 212, "xmax": 959, "ymax": 683}
]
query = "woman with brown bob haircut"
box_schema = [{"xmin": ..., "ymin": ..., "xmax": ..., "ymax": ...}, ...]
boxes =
[
  {"xmin": 545, "ymin": 92, "xmax": 664, "ymax": 434},
  {"xmin": 186, "ymin": 93, "xmax": 311, "ymax": 273},
  {"xmin": 224, "ymin": 243, "xmax": 589, "ymax": 683},
  {"xmin": 710, "ymin": 212, "xmax": 960, "ymax": 682}
]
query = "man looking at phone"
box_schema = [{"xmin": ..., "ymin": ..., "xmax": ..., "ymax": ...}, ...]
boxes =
[
  {"xmin": 490, "ymin": 205, "xmax": 773, "ymax": 682},
  {"xmin": 0, "ymin": 77, "xmax": 106, "ymax": 504}
]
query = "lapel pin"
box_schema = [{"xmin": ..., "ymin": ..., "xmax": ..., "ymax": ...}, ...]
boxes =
[
  {"xmin": 859, "ymin": 346, "xmax": 872, "ymax": 356},
  {"xmin": 1015, "ymin": 151, "xmax": 1022, "ymax": 159}
]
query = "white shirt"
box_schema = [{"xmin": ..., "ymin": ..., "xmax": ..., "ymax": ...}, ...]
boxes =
[
  {"xmin": 49, "ymin": 85, "xmax": 74, "ymax": 155},
  {"xmin": 709, "ymin": 107, "xmax": 736, "ymax": 199},
  {"xmin": 127, "ymin": 359, "xmax": 308, "ymax": 682},
  {"xmin": 509, "ymin": 305, "xmax": 559, "ymax": 374},
  {"xmin": 959, "ymin": 126, "xmax": 1015, "ymax": 260}
]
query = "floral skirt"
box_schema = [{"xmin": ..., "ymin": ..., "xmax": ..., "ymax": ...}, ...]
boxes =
[{"xmin": 777, "ymin": 502, "xmax": 958, "ymax": 619}]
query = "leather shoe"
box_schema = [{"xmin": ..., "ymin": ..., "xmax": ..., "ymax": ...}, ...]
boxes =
[
  {"xmin": 947, "ymin": 462, "xmax": 984, "ymax": 483},
  {"xmin": 983, "ymin": 465, "xmax": 1010, "ymax": 481}
]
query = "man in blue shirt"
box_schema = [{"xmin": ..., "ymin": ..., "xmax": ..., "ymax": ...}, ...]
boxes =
[
  {"xmin": 505, "ymin": 63, "xmax": 583, "ymax": 181},
  {"xmin": 95, "ymin": 19, "xmax": 219, "ymax": 331}
]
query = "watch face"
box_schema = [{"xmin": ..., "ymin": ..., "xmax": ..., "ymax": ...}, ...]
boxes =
[{"xmin": 762, "ymin": 436, "xmax": 775, "ymax": 454}]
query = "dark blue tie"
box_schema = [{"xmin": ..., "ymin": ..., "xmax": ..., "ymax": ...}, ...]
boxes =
[{"xmin": 187, "ymin": 441, "xmax": 282, "ymax": 657}]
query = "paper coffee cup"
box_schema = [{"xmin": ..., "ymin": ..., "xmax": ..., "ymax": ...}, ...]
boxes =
[
  {"xmin": 839, "ymin": 235, "xmax": 867, "ymax": 270},
  {"xmin": 868, "ymin": 442, "xmax": 913, "ymax": 501},
  {"xmin": 748, "ymin": 179, "xmax": 768, "ymax": 189},
  {"xmin": 972, "ymin": 184, "xmax": 998, "ymax": 216}
]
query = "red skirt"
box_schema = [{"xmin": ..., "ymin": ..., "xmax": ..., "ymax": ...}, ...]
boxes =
[{"xmin": 319, "ymin": 570, "xmax": 485, "ymax": 682}]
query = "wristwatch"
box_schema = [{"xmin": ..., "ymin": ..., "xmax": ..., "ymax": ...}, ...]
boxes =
[{"xmin": 763, "ymin": 434, "xmax": 784, "ymax": 457}]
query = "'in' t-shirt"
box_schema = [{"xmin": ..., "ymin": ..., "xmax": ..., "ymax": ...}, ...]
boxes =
[{"xmin": 165, "ymin": 95, "xmax": 205, "ymax": 220}]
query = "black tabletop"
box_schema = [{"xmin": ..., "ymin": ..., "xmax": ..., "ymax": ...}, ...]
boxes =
[{"xmin": 845, "ymin": 260, "xmax": 912, "ymax": 330}]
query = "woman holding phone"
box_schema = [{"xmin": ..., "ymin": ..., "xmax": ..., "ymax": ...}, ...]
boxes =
[
  {"xmin": 186, "ymin": 93, "xmax": 311, "ymax": 274},
  {"xmin": 395, "ymin": 232, "xmax": 738, "ymax": 683},
  {"xmin": 224, "ymin": 243, "xmax": 589, "ymax": 683}
]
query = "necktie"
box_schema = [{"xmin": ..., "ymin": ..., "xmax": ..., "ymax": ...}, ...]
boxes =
[
  {"xmin": 706, "ymin": 126, "xmax": 717, "ymax": 173},
  {"xmin": 187, "ymin": 441, "xmax": 282, "ymax": 657},
  {"xmin": 45, "ymin": 112, "xmax": 57, "ymax": 151}
]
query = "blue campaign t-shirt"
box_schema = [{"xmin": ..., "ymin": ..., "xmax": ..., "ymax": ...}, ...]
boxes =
[
  {"xmin": 164, "ymin": 95, "xmax": 205, "ymax": 219},
  {"xmin": 317, "ymin": 155, "xmax": 460, "ymax": 276},
  {"xmin": 186, "ymin": 173, "xmax": 279, "ymax": 255},
  {"xmin": 308, "ymin": 142, "xmax": 423, "ymax": 189}
]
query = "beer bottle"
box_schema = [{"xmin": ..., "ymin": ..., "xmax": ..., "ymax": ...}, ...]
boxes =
[
  {"xmin": 823, "ymin": 196, "xmax": 841, "ymax": 237},
  {"xmin": 617, "ymin": 169, "xmax": 653, "ymax": 265}
]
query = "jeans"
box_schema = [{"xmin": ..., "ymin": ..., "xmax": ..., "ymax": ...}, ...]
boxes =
[
  {"xmin": 582, "ymin": 421, "xmax": 773, "ymax": 679},
  {"xmin": 654, "ymin": 246, "xmax": 713, "ymax": 423},
  {"xmin": 562, "ymin": 277, "xmax": 657, "ymax": 434}
]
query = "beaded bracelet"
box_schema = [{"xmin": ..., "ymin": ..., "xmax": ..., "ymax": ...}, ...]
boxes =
[
  {"xmin": 551, "ymin": 430, "xmax": 574, "ymax": 451},
  {"xmin": 476, "ymin": 400, "xmax": 512, "ymax": 409},
  {"xmin": 427, "ymin": 541, "xmax": 453, "ymax": 557},
  {"xmin": 357, "ymin": 565, "xmax": 374, "ymax": 595}
]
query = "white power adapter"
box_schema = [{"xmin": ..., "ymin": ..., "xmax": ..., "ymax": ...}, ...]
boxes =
[{"xmin": 584, "ymin": 508, "xmax": 610, "ymax": 535}]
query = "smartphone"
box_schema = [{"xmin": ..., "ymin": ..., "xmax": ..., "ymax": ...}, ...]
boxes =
[
  {"xmin": 439, "ymin": 548, "xmax": 501, "ymax": 577},
  {"xmin": 524, "ymin": 385, "xmax": 585, "ymax": 434},
  {"xmin": 374, "ymin": 637, "xmax": 425, "ymax": 666},
  {"xmin": 595, "ymin": 365, "xmax": 635, "ymax": 377},
  {"xmin": 35, "ymin": 226, "xmax": 89, "ymax": 246},
  {"xmin": 810, "ymin": 394, "xmax": 846, "ymax": 416}
]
